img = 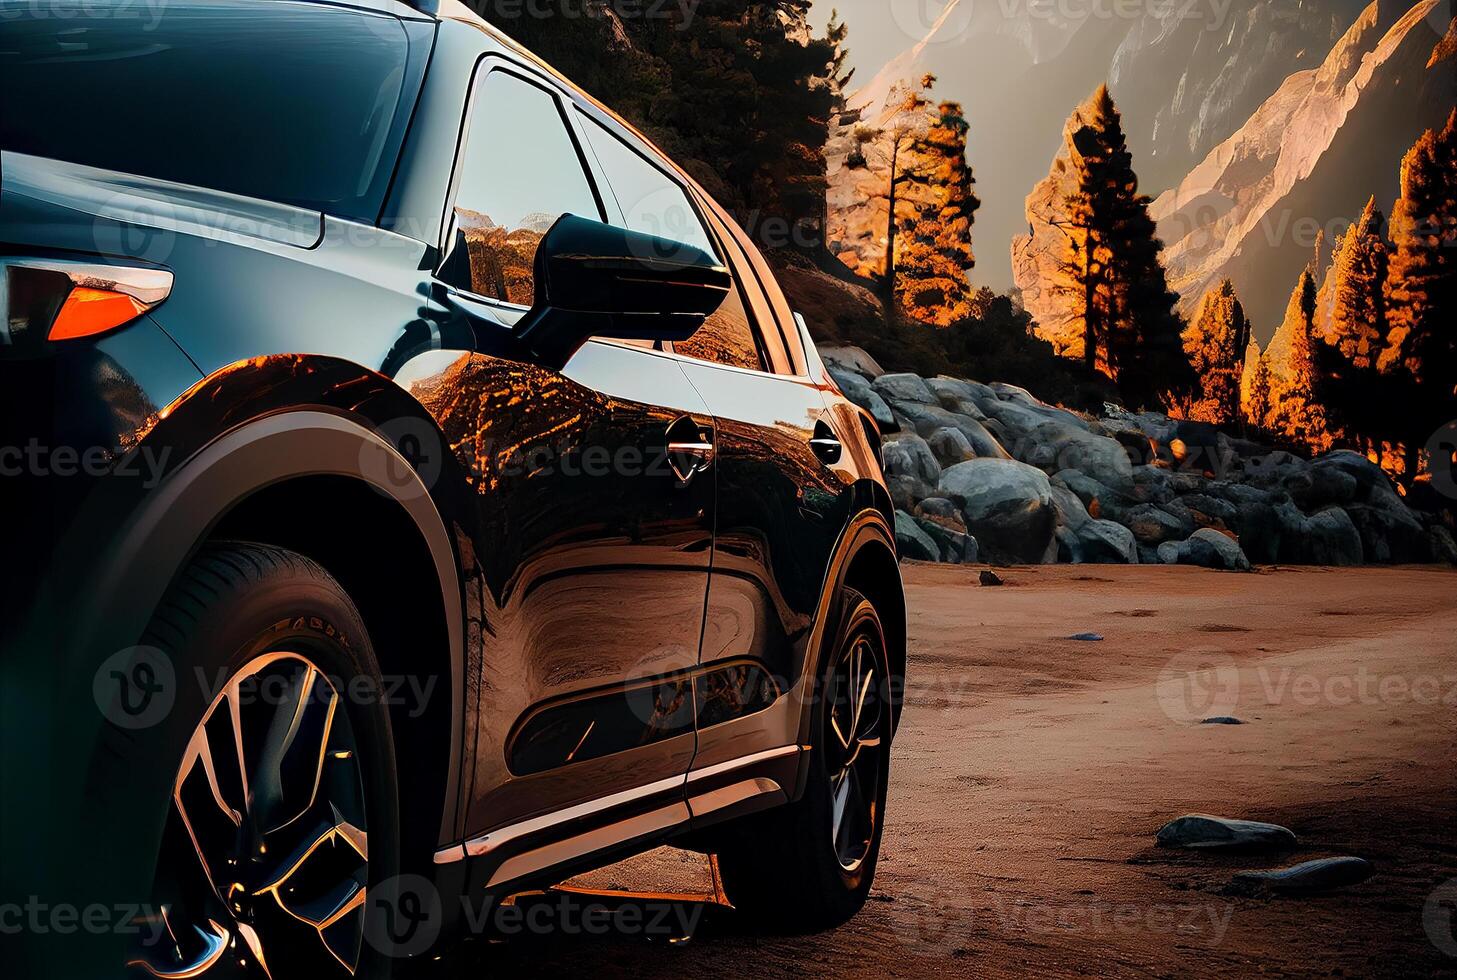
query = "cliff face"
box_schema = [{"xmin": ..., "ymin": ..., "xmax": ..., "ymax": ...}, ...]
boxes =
[
  {"xmin": 1152, "ymin": 1, "xmax": 1456, "ymax": 338},
  {"xmin": 1108, "ymin": 0, "xmax": 1373, "ymax": 192},
  {"xmin": 1008, "ymin": 93, "xmax": 1103, "ymax": 360}
]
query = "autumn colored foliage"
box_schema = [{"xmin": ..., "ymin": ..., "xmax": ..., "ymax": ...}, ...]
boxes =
[
  {"xmin": 1181, "ymin": 279, "xmax": 1252, "ymax": 425},
  {"xmin": 893, "ymin": 98, "xmax": 980, "ymax": 325}
]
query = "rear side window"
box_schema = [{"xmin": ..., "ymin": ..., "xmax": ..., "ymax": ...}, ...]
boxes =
[
  {"xmin": 0, "ymin": 0, "xmax": 418, "ymax": 222},
  {"xmin": 579, "ymin": 117, "xmax": 764, "ymax": 372},
  {"xmin": 441, "ymin": 71, "xmax": 603, "ymax": 305}
]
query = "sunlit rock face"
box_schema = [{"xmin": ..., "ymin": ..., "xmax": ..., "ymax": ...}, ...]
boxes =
[
  {"xmin": 1009, "ymin": 93, "xmax": 1095, "ymax": 362},
  {"xmin": 1108, "ymin": 0, "xmax": 1372, "ymax": 192},
  {"xmin": 1151, "ymin": 1, "xmax": 1456, "ymax": 337}
]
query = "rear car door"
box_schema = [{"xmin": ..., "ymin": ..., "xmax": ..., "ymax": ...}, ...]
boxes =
[
  {"xmin": 574, "ymin": 115, "xmax": 847, "ymax": 774},
  {"xmin": 401, "ymin": 63, "xmax": 716, "ymax": 841}
]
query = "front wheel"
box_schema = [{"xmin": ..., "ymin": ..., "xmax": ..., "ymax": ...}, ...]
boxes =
[{"xmin": 715, "ymin": 587, "xmax": 892, "ymax": 932}]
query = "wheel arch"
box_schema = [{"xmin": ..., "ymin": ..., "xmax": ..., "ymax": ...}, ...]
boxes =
[
  {"xmin": 71, "ymin": 411, "xmax": 467, "ymax": 865},
  {"xmin": 797, "ymin": 496, "xmax": 906, "ymax": 745}
]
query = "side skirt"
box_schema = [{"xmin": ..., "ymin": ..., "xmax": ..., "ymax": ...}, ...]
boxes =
[{"xmin": 429, "ymin": 745, "xmax": 805, "ymax": 934}]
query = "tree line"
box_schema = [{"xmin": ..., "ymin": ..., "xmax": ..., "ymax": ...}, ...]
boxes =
[{"xmin": 1187, "ymin": 110, "xmax": 1456, "ymax": 491}]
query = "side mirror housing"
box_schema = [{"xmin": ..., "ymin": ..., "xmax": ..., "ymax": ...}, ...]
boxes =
[{"xmin": 514, "ymin": 214, "xmax": 731, "ymax": 368}]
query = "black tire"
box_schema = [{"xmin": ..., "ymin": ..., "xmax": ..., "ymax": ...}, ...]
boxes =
[
  {"xmin": 715, "ymin": 587, "xmax": 892, "ymax": 933},
  {"xmin": 135, "ymin": 541, "xmax": 400, "ymax": 979}
]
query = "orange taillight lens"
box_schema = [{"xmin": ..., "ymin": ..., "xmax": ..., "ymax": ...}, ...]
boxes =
[
  {"xmin": 48, "ymin": 286, "xmax": 151, "ymax": 341},
  {"xmin": 2, "ymin": 258, "xmax": 172, "ymax": 350}
]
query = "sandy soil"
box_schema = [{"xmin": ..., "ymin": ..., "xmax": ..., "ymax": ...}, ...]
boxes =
[{"xmin": 441, "ymin": 564, "xmax": 1457, "ymax": 978}]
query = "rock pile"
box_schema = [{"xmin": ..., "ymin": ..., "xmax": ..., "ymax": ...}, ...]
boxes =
[{"xmin": 822, "ymin": 345, "xmax": 1456, "ymax": 569}]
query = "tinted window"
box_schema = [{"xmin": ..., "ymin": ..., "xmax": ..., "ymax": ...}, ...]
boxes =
[
  {"xmin": 443, "ymin": 71, "xmax": 602, "ymax": 305},
  {"xmin": 580, "ymin": 118, "xmax": 764, "ymax": 371},
  {"xmin": 0, "ymin": 1, "xmax": 417, "ymax": 222}
]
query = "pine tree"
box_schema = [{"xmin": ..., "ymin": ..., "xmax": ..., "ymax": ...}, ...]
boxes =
[
  {"xmin": 895, "ymin": 100, "xmax": 979, "ymax": 325},
  {"xmin": 1378, "ymin": 108, "xmax": 1457, "ymax": 480},
  {"xmin": 853, "ymin": 76, "xmax": 937, "ymax": 303},
  {"xmin": 487, "ymin": 2, "xmax": 841, "ymax": 244},
  {"xmin": 1327, "ymin": 196, "xmax": 1390, "ymax": 369},
  {"xmin": 1055, "ymin": 85, "xmax": 1193, "ymax": 409},
  {"xmin": 1241, "ymin": 339, "xmax": 1272, "ymax": 429},
  {"xmin": 1268, "ymin": 268, "xmax": 1333, "ymax": 450},
  {"xmin": 824, "ymin": 8, "xmax": 854, "ymax": 99},
  {"xmin": 1181, "ymin": 279, "xmax": 1251, "ymax": 425}
]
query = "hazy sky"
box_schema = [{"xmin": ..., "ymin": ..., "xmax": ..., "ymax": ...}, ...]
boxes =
[{"xmin": 810, "ymin": 0, "xmax": 921, "ymax": 87}]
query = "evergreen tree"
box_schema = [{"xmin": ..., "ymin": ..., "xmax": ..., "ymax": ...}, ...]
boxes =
[
  {"xmin": 895, "ymin": 100, "xmax": 979, "ymax": 325},
  {"xmin": 824, "ymin": 8, "xmax": 854, "ymax": 99},
  {"xmin": 1055, "ymin": 85, "xmax": 1194, "ymax": 409},
  {"xmin": 1378, "ymin": 109, "xmax": 1457, "ymax": 480},
  {"xmin": 483, "ymin": 1, "xmax": 839, "ymax": 244},
  {"xmin": 1268, "ymin": 268, "xmax": 1333, "ymax": 450},
  {"xmin": 1241, "ymin": 339, "xmax": 1272, "ymax": 429},
  {"xmin": 1327, "ymin": 196, "xmax": 1390, "ymax": 369},
  {"xmin": 1314, "ymin": 196, "xmax": 1390, "ymax": 448},
  {"xmin": 1181, "ymin": 279, "xmax": 1251, "ymax": 425},
  {"xmin": 853, "ymin": 77, "xmax": 937, "ymax": 303}
]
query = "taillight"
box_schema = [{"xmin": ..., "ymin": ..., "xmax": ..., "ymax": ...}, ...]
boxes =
[{"xmin": 2, "ymin": 257, "xmax": 172, "ymax": 349}]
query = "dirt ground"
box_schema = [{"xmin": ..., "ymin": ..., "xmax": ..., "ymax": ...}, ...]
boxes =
[{"xmin": 444, "ymin": 563, "xmax": 1457, "ymax": 978}]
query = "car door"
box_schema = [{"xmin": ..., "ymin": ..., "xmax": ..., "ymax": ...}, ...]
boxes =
[
  {"xmin": 573, "ymin": 114, "xmax": 848, "ymax": 776},
  {"xmin": 397, "ymin": 63, "xmax": 716, "ymax": 840}
]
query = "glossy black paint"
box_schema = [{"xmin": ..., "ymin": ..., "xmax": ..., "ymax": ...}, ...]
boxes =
[{"xmin": 0, "ymin": 2, "xmax": 902, "ymax": 973}]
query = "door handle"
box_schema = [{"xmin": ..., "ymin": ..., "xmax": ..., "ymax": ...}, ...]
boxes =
[
  {"xmin": 810, "ymin": 420, "xmax": 842, "ymax": 464},
  {"xmin": 666, "ymin": 418, "xmax": 714, "ymax": 487}
]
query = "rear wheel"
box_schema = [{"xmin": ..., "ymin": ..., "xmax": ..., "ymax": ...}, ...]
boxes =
[
  {"xmin": 130, "ymin": 542, "xmax": 400, "ymax": 979},
  {"xmin": 715, "ymin": 587, "xmax": 891, "ymax": 932}
]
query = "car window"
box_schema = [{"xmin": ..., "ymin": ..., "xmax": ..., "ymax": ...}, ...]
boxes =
[
  {"xmin": 0, "ymin": 0, "xmax": 418, "ymax": 222},
  {"xmin": 441, "ymin": 70, "xmax": 602, "ymax": 305},
  {"xmin": 578, "ymin": 118, "xmax": 717, "ymax": 256},
  {"xmin": 579, "ymin": 116, "xmax": 765, "ymax": 372}
]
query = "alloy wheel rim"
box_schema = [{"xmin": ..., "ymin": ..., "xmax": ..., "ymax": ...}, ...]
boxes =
[
  {"xmin": 825, "ymin": 630, "xmax": 884, "ymax": 873},
  {"xmin": 133, "ymin": 652, "xmax": 369, "ymax": 979}
]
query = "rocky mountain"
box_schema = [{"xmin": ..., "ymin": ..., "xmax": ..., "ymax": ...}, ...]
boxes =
[
  {"xmin": 831, "ymin": 0, "xmax": 1370, "ymax": 290},
  {"xmin": 1152, "ymin": 0, "xmax": 1456, "ymax": 337}
]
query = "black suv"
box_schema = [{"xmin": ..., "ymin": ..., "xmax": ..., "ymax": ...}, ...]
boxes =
[{"xmin": 0, "ymin": 1, "xmax": 904, "ymax": 975}]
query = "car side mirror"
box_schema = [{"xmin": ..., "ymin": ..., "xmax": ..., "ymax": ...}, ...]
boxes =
[{"xmin": 514, "ymin": 214, "xmax": 732, "ymax": 369}]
